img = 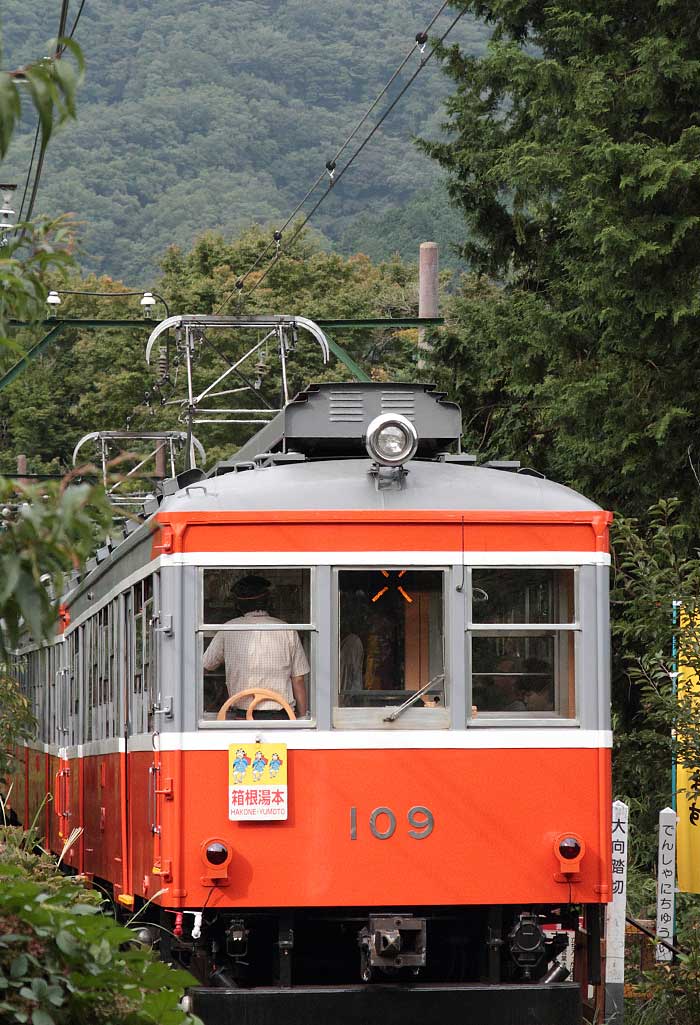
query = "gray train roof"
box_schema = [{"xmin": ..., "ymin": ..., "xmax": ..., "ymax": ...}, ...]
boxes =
[{"xmin": 159, "ymin": 459, "xmax": 601, "ymax": 513}]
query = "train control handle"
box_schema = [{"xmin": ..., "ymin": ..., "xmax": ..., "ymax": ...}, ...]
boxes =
[
  {"xmin": 383, "ymin": 673, "xmax": 445, "ymax": 722},
  {"xmin": 216, "ymin": 688, "xmax": 296, "ymax": 721}
]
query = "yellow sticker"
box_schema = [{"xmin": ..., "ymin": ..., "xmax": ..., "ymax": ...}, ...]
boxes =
[{"xmin": 228, "ymin": 743, "xmax": 288, "ymax": 821}]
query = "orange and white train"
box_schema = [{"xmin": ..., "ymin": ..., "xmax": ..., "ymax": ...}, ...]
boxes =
[{"xmin": 10, "ymin": 380, "xmax": 612, "ymax": 1025}]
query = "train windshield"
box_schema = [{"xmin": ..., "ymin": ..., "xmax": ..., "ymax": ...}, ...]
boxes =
[
  {"xmin": 335, "ymin": 568, "xmax": 447, "ymax": 728},
  {"xmin": 200, "ymin": 568, "xmax": 313, "ymax": 723},
  {"xmin": 469, "ymin": 568, "xmax": 577, "ymax": 718}
]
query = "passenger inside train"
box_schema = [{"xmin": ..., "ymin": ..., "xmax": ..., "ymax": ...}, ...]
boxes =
[{"xmin": 199, "ymin": 565, "xmax": 576, "ymax": 724}]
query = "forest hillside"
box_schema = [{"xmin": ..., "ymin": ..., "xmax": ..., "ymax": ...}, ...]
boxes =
[{"xmin": 1, "ymin": 1, "xmax": 488, "ymax": 283}]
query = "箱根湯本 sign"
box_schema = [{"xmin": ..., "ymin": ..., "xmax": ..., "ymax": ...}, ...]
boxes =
[{"xmin": 228, "ymin": 743, "xmax": 288, "ymax": 821}]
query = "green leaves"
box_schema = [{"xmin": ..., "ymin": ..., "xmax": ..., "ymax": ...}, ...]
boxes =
[
  {"xmin": 0, "ymin": 72, "xmax": 22, "ymax": 160},
  {"xmin": 0, "ymin": 476, "xmax": 112, "ymax": 656},
  {"xmin": 421, "ymin": 0, "xmax": 700, "ymax": 519},
  {"xmin": 0, "ymin": 38, "xmax": 84, "ymax": 161},
  {"xmin": 0, "ymin": 857, "xmax": 201, "ymax": 1025}
]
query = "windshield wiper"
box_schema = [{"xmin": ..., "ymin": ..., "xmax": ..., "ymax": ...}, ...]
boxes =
[{"xmin": 383, "ymin": 673, "xmax": 445, "ymax": 723}]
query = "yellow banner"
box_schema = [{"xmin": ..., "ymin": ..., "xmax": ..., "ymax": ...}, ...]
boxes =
[
  {"xmin": 677, "ymin": 616, "xmax": 700, "ymax": 893},
  {"xmin": 228, "ymin": 743, "xmax": 288, "ymax": 821}
]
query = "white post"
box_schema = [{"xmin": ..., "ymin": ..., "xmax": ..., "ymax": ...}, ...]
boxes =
[
  {"xmin": 655, "ymin": 807, "xmax": 677, "ymax": 961},
  {"xmin": 605, "ymin": 800, "xmax": 629, "ymax": 1023},
  {"xmin": 417, "ymin": 241, "xmax": 439, "ymax": 368}
]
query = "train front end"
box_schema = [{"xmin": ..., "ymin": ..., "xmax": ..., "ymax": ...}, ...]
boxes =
[{"xmin": 136, "ymin": 383, "xmax": 611, "ymax": 1024}]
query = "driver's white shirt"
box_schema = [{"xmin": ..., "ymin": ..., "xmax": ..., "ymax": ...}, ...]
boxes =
[{"xmin": 203, "ymin": 610, "xmax": 309, "ymax": 710}]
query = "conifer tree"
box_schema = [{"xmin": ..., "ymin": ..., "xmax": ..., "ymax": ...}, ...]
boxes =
[{"xmin": 424, "ymin": 1, "xmax": 700, "ymax": 517}]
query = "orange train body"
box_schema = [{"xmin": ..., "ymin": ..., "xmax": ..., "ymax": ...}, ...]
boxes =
[
  {"xmin": 8, "ymin": 382, "xmax": 614, "ymax": 1022},
  {"xmin": 17, "ymin": 745, "xmax": 611, "ymax": 909}
]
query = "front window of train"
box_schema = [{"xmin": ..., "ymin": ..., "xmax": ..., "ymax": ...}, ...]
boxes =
[
  {"xmin": 469, "ymin": 568, "xmax": 577, "ymax": 719},
  {"xmin": 199, "ymin": 567, "xmax": 313, "ymax": 725},
  {"xmin": 333, "ymin": 568, "xmax": 448, "ymax": 729}
]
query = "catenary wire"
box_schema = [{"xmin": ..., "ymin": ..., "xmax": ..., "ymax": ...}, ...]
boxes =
[
  {"xmin": 228, "ymin": 0, "xmax": 451, "ymax": 290},
  {"xmin": 215, "ymin": 0, "xmax": 457, "ymax": 312},
  {"xmin": 65, "ymin": 0, "xmax": 87, "ymax": 43},
  {"xmin": 16, "ymin": 124, "xmax": 40, "ymax": 225},
  {"xmin": 223, "ymin": 4, "xmax": 467, "ymax": 309},
  {"xmin": 19, "ymin": 0, "xmax": 83, "ymax": 231}
]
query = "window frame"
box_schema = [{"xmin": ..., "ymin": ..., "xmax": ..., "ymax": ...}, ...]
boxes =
[
  {"xmin": 466, "ymin": 566, "xmax": 581, "ymax": 726},
  {"xmin": 197, "ymin": 566, "xmax": 317, "ymax": 729},
  {"xmin": 332, "ymin": 564, "xmax": 450, "ymax": 731}
]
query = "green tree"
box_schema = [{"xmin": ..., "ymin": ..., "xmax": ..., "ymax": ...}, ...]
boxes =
[
  {"xmin": 1, "ymin": 0, "xmax": 490, "ymax": 283},
  {"xmin": 611, "ymin": 500, "xmax": 700, "ymax": 860},
  {"xmin": 423, "ymin": 1, "xmax": 700, "ymax": 519},
  {"xmin": 0, "ymin": 227, "xmax": 428, "ymax": 473},
  {"xmin": 0, "ymin": 35, "xmax": 84, "ymax": 350},
  {"xmin": 0, "ymin": 33, "xmax": 110, "ymax": 736}
]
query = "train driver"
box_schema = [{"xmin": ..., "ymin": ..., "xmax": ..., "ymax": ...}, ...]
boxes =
[{"xmin": 203, "ymin": 574, "xmax": 309, "ymax": 719}]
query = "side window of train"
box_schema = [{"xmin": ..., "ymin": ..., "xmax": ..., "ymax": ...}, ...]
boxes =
[
  {"xmin": 333, "ymin": 568, "xmax": 448, "ymax": 729},
  {"xmin": 127, "ymin": 575, "xmax": 157, "ymax": 736},
  {"xmin": 15, "ymin": 648, "xmax": 47, "ymax": 745},
  {"xmin": 198, "ymin": 567, "xmax": 313, "ymax": 726},
  {"xmin": 468, "ymin": 568, "xmax": 578, "ymax": 721}
]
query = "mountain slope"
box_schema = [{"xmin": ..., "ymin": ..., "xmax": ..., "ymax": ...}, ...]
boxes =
[{"xmin": 2, "ymin": 0, "xmax": 488, "ymax": 282}]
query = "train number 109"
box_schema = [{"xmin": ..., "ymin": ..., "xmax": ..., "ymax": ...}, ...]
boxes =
[{"xmin": 350, "ymin": 806, "xmax": 434, "ymax": 840}]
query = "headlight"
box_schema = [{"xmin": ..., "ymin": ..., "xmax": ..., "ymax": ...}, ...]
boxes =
[
  {"xmin": 205, "ymin": 841, "xmax": 229, "ymax": 865},
  {"xmin": 365, "ymin": 413, "xmax": 418, "ymax": 467}
]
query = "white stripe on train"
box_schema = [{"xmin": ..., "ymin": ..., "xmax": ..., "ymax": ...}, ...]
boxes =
[
  {"xmin": 161, "ymin": 550, "xmax": 611, "ymax": 567},
  {"xmin": 36, "ymin": 728, "xmax": 612, "ymax": 758}
]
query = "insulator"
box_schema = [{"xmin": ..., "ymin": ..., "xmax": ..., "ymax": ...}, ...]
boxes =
[{"xmin": 158, "ymin": 345, "xmax": 168, "ymax": 378}]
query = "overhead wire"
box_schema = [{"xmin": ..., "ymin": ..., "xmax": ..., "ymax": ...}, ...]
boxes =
[
  {"xmin": 216, "ymin": 1, "xmax": 467, "ymax": 313},
  {"xmin": 225, "ymin": 0, "xmax": 452, "ymax": 298},
  {"xmin": 16, "ymin": 124, "xmax": 40, "ymax": 225},
  {"xmin": 18, "ymin": 0, "xmax": 83, "ymax": 232},
  {"xmin": 64, "ymin": 0, "xmax": 87, "ymax": 46}
]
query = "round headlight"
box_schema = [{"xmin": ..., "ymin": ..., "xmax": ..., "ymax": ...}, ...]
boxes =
[
  {"xmin": 365, "ymin": 413, "xmax": 418, "ymax": 467},
  {"xmin": 558, "ymin": 836, "xmax": 582, "ymax": 860},
  {"xmin": 205, "ymin": 842, "xmax": 229, "ymax": 866}
]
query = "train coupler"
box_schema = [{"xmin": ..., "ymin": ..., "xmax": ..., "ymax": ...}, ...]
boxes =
[{"xmin": 358, "ymin": 914, "xmax": 426, "ymax": 982}]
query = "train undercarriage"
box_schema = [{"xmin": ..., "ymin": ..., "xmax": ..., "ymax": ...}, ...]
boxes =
[{"xmin": 142, "ymin": 902, "xmax": 602, "ymax": 1024}]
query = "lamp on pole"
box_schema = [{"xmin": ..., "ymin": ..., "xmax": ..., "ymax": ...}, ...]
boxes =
[
  {"xmin": 45, "ymin": 288, "xmax": 170, "ymax": 320},
  {"xmin": 0, "ymin": 184, "xmax": 17, "ymax": 247}
]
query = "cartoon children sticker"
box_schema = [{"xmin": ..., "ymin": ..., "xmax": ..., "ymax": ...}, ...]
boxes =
[
  {"xmin": 232, "ymin": 748, "xmax": 251, "ymax": 784},
  {"xmin": 269, "ymin": 752, "xmax": 283, "ymax": 779},
  {"xmin": 252, "ymin": 749, "xmax": 268, "ymax": 782}
]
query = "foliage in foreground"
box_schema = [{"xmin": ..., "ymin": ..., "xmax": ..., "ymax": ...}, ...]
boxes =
[
  {"xmin": 0, "ymin": 477, "xmax": 112, "ymax": 656},
  {"xmin": 625, "ymin": 920, "xmax": 700, "ymax": 1025},
  {"xmin": 0, "ymin": 827, "xmax": 200, "ymax": 1025},
  {"xmin": 0, "ymin": 673, "xmax": 35, "ymax": 781},
  {"xmin": 0, "ymin": 32, "xmax": 85, "ymax": 352}
]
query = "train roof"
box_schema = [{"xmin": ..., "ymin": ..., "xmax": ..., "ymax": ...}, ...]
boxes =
[
  {"xmin": 74, "ymin": 382, "xmax": 602, "ymax": 588},
  {"xmin": 157, "ymin": 458, "xmax": 601, "ymax": 514}
]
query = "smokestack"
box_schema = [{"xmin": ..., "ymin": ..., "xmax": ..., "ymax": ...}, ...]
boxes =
[
  {"xmin": 17, "ymin": 453, "xmax": 29, "ymax": 483},
  {"xmin": 154, "ymin": 441, "xmax": 167, "ymax": 480},
  {"xmin": 418, "ymin": 241, "xmax": 439, "ymax": 368}
]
